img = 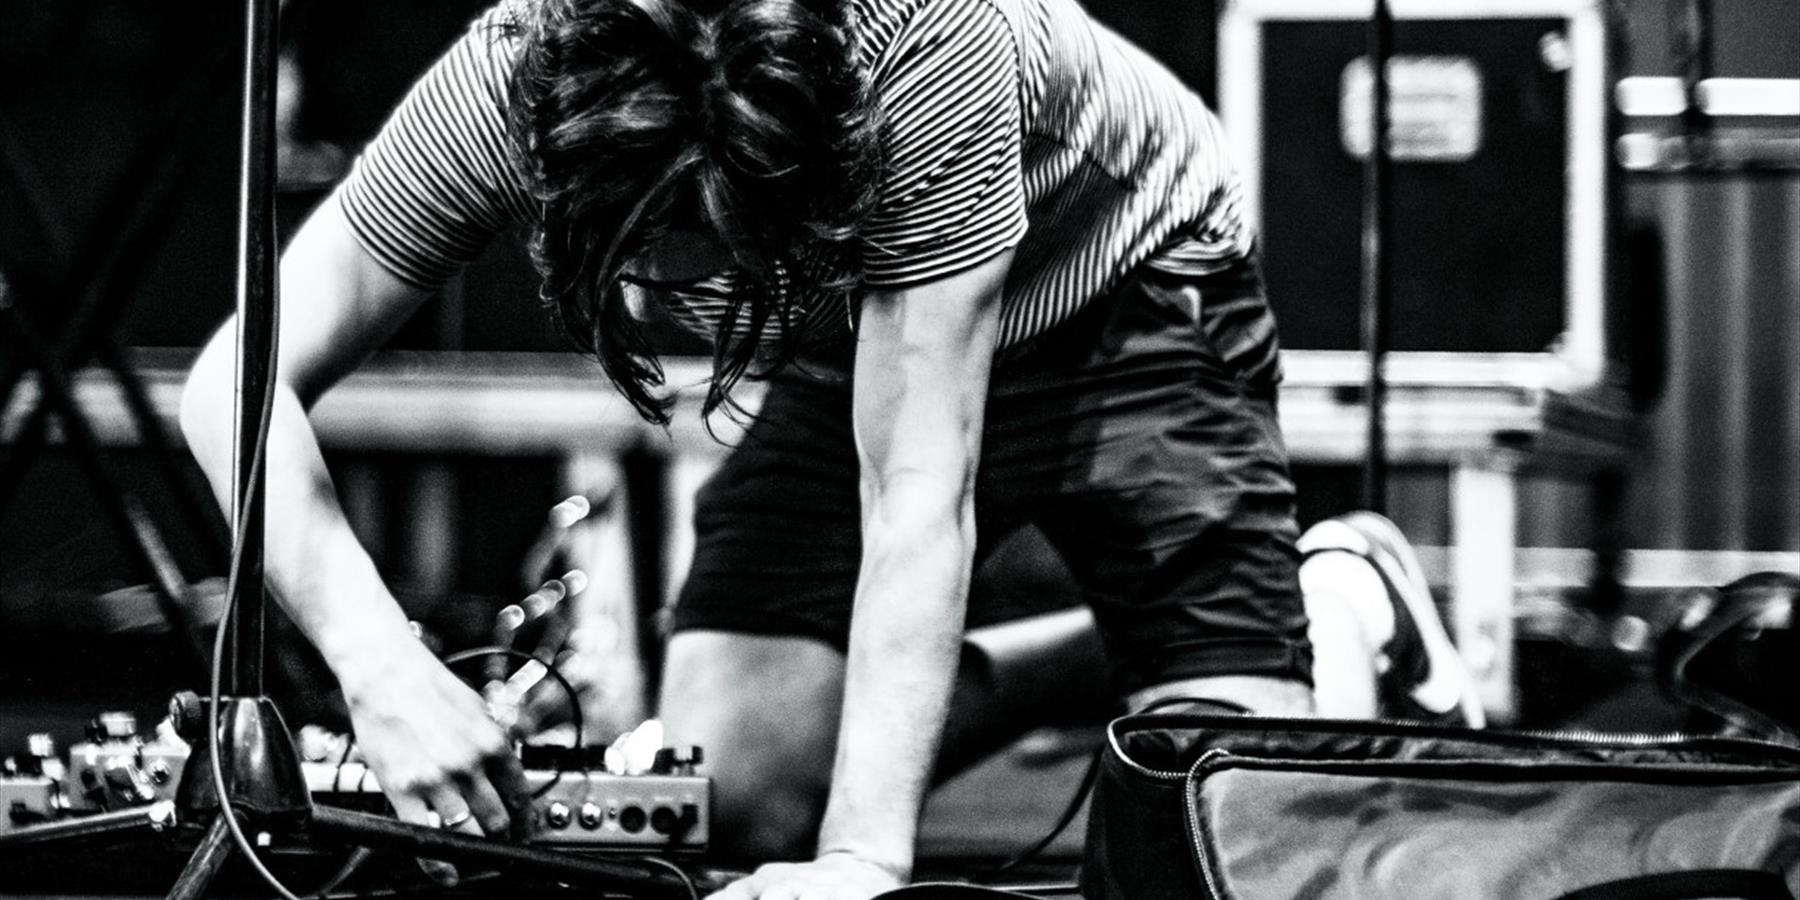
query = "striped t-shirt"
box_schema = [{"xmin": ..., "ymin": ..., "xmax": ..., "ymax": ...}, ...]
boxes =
[{"xmin": 337, "ymin": 0, "xmax": 1256, "ymax": 351}]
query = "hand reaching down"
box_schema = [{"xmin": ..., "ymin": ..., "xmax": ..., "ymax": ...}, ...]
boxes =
[
  {"xmin": 706, "ymin": 852, "xmax": 905, "ymax": 900},
  {"xmin": 336, "ymin": 637, "xmax": 533, "ymax": 844},
  {"xmin": 492, "ymin": 493, "xmax": 650, "ymax": 743}
]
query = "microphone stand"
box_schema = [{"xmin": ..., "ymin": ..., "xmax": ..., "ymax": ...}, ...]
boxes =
[
  {"xmin": 0, "ymin": 3, "xmax": 700, "ymax": 895},
  {"xmin": 163, "ymin": 1, "xmax": 701, "ymax": 894},
  {"xmin": 1360, "ymin": 0, "xmax": 1393, "ymax": 514}
]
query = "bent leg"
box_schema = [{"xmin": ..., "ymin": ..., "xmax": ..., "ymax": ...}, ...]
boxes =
[
  {"xmin": 658, "ymin": 629, "xmax": 846, "ymax": 862},
  {"xmin": 1298, "ymin": 549, "xmax": 1389, "ymax": 718},
  {"xmin": 1129, "ymin": 674, "xmax": 1314, "ymax": 716}
]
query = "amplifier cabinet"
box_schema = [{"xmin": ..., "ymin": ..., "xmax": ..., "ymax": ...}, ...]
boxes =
[{"xmin": 1219, "ymin": 0, "xmax": 1612, "ymax": 390}]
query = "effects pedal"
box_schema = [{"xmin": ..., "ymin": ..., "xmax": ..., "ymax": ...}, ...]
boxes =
[
  {"xmin": 3, "ymin": 712, "xmax": 711, "ymax": 853},
  {"xmin": 1, "ymin": 734, "xmax": 68, "ymax": 834},
  {"xmin": 306, "ymin": 746, "xmax": 709, "ymax": 852},
  {"xmin": 62, "ymin": 712, "xmax": 187, "ymax": 812}
]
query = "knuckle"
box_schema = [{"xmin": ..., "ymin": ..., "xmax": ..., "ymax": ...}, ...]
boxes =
[
  {"xmin": 475, "ymin": 732, "xmax": 511, "ymax": 760},
  {"xmin": 386, "ymin": 768, "xmax": 436, "ymax": 796}
]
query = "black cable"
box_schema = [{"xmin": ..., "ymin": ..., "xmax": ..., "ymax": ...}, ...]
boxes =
[
  {"xmin": 986, "ymin": 750, "xmax": 1099, "ymax": 876},
  {"xmin": 439, "ymin": 646, "xmax": 585, "ymax": 798},
  {"xmin": 316, "ymin": 869, "xmax": 505, "ymax": 900},
  {"xmin": 636, "ymin": 855, "xmax": 700, "ymax": 900},
  {"xmin": 983, "ymin": 696, "xmax": 1247, "ymax": 878},
  {"xmin": 440, "ymin": 647, "xmax": 706, "ymax": 897},
  {"xmin": 308, "ymin": 847, "xmax": 374, "ymax": 900},
  {"xmin": 206, "ymin": 269, "xmax": 302, "ymax": 900},
  {"xmin": 310, "ymin": 740, "xmax": 372, "ymax": 898}
]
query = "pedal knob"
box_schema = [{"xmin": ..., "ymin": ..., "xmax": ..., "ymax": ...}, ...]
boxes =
[
  {"xmin": 651, "ymin": 748, "xmax": 677, "ymax": 774},
  {"xmin": 12, "ymin": 734, "xmax": 56, "ymax": 776},
  {"xmin": 169, "ymin": 692, "xmax": 206, "ymax": 740},
  {"xmin": 578, "ymin": 801, "xmax": 603, "ymax": 830},
  {"xmin": 656, "ymin": 746, "xmax": 704, "ymax": 775},
  {"xmin": 546, "ymin": 801, "xmax": 572, "ymax": 829},
  {"xmin": 26, "ymin": 734, "xmax": 56, "ymax": 761},
  {"xmin": 90, "ymin": 711, "xmax": 138, "ymax": 742}
]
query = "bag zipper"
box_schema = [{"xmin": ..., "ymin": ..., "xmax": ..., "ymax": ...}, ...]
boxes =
[
  {"xmin": 1183, "ymin": 749, "xmax": 1233, "ymax": 900},
  {"xmin": 1110, "ymin": 714, "xmax": 1800, "ymax": 775}
]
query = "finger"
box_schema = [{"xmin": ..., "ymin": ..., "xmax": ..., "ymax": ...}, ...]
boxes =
[
  {"xmin": 525, "ymin": 722, "xmax": 578, "ymax": 747},
  {"xmin": 520, "ymin": 579, "xmax": 567, "ymax": 621},
  {"xmin": 462, "ymin": 774, "xmax": 515, "ymax": 837},
  {"xmin": 518, "ymin": 649, "xmax": 583, "ymax": 728},
  {"xmin": 511, "ymin": 689, "xmax": 554, "ymax": 738},
  {"xmin": 486, "ymin": 680, "xmax": 530, "ymax": 738},
  {"xmin": 506, "ymin": 581, "xmax": 570, "ymax": 662},
  {"xmin": 426, "ymin": 785, "xmax": 484, "ymax": 837},
  {"xmin": 495, "ymin": 604, "xmax": 527, "ymax": 635},
  {"xmin": 504, "ymin": 658, "xmax": 549, "ymax": 697},
  {"xmin": 549, "ymin": 495, "xmax": 591, "ymax": 529},
  {"xmin": 533, "ymin": 611, "xmax": 575, "ymax": 666},
  {"xmin": 493, "ymin": 577, "xmax": 567, "ymax": 680},
  {"xmin": 389, "ymin": 791, "xmax": 431, "ymax": 827},
  {"xmin": 408, "ymin": 620, "xmax": 443, "ymax": 655},
  {"xmin": 484, "ymin": 752, "xmax": 535, "ymax": 840},
  {"xmin": 561, "ymin": 568, "xmax": 589, "ymax": 597},
  {"xmin": 705, "ymin": 874, "xmax": 756, "ymax": 900}
]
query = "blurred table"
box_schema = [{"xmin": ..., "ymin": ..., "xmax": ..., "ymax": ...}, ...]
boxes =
[{"xmin": 4, "ymin": 348, "xmax": 1635, "ymax": 722}]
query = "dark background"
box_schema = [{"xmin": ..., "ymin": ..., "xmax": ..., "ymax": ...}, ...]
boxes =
[{"xmin": 0, "ymin": 0, "xmax": 1796, "ymax": 742}]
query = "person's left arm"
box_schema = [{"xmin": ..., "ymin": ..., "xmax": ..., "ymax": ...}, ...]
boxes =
[
  {"xmin": 709, "ymin": 3, "xmax": 1024, "ymax": 895},
  {"xmin": 709, "ymin": 250, "xmax": 1011, "ymax": 900}
]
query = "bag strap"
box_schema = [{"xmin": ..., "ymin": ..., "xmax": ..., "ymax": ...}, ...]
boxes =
[{"xmin": 1557, "ymin": 870, "xmax": 1797, "ymax": 900}]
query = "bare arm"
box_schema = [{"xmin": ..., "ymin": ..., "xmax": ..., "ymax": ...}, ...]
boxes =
[
  {"xmin": 715, "ymin": 250, "xmax": 1010, "ymax": 898},
  {"xmin": 824, "ymin": 249, "xmax": 1009, "ymax": 872},
  {"xmin": 182, "ymin": 201, "xmax": 422, "ymax": 668},
  {"xmin": 180, "ymin": 202, "xmax": 529, "ymax": 837}
]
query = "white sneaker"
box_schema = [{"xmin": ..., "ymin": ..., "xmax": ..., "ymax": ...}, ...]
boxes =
[{"xmin": 1300, "ymin": 512, "xmax": 1485, "ymax": 727}]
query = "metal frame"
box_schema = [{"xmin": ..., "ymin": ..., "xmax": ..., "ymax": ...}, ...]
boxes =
[{"xmin": 1218, "ymin": 0, "xmax": 1613, "ymax": 393}]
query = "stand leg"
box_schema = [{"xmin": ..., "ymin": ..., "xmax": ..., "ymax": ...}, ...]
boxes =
[
  {"xmin": 167, "ymin": 814, "xmax": 234, "ymax": 900},
  {"xmin": 309, "ymin": 806, "xmax": 701, "ymax": 897},
  {"xmin": 0, "ymin": 801, "xmax": 178, "ymax": 852}
]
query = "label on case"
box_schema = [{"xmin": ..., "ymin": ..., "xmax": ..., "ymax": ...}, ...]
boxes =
[{"xmin": 1340, "ymin": 55, "xmax": 1484, "ymax": 162}]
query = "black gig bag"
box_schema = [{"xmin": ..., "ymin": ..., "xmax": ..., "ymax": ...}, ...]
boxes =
[{"xmin": 1081, "ymin": 714, "xmax": 1800, "ymax": 900}]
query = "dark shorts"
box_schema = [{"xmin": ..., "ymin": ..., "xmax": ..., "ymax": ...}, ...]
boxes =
[{"xmin": 671, "ymin": 253, "xmax": 1312, "ymax": 695}]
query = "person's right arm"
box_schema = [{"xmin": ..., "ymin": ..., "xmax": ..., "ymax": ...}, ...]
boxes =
[{"xmin": 179, "ymin": 202, "xmax": 530, "ymax": 837}]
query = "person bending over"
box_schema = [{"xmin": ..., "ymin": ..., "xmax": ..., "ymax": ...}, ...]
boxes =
[{"xmin": 181, "ymin": 0, "xmax": 1329, "ymax": 895}]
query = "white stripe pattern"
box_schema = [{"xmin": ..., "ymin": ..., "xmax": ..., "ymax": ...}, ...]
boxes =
[{"xmin": 336, "ymin": 0, "xmax": 1255, "ymax": 350}]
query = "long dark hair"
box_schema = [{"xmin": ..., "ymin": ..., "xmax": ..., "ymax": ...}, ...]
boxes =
[{"xmin": 507, "ymin": 0, "xmax": 881, "ymax": 425}]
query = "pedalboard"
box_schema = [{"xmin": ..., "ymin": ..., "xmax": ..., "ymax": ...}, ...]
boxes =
[
  {"xmin": 2, "ymin": 714, "xmax": 710, "ymax": 853},
  {"xmin": 307, "ymin": 761, "xmax": 709, "ymax": 851}
]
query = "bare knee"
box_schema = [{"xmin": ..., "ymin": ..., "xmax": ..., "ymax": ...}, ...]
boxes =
[
  {"xmin": 708, "ymin": 759, "xmax": 829, "ymax": 860},
  {"xmin": 657, "ymin": 630, "xmax": 845, "ymax": 862}
]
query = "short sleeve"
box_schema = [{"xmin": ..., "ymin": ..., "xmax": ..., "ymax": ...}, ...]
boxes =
[
  {"xmin": 858, "ymin": 0, "xmax": 1027, "ymax": 287},
  {"xmin": 335, "ymin": 4, "xmax": 536, "ymax": 291}
]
